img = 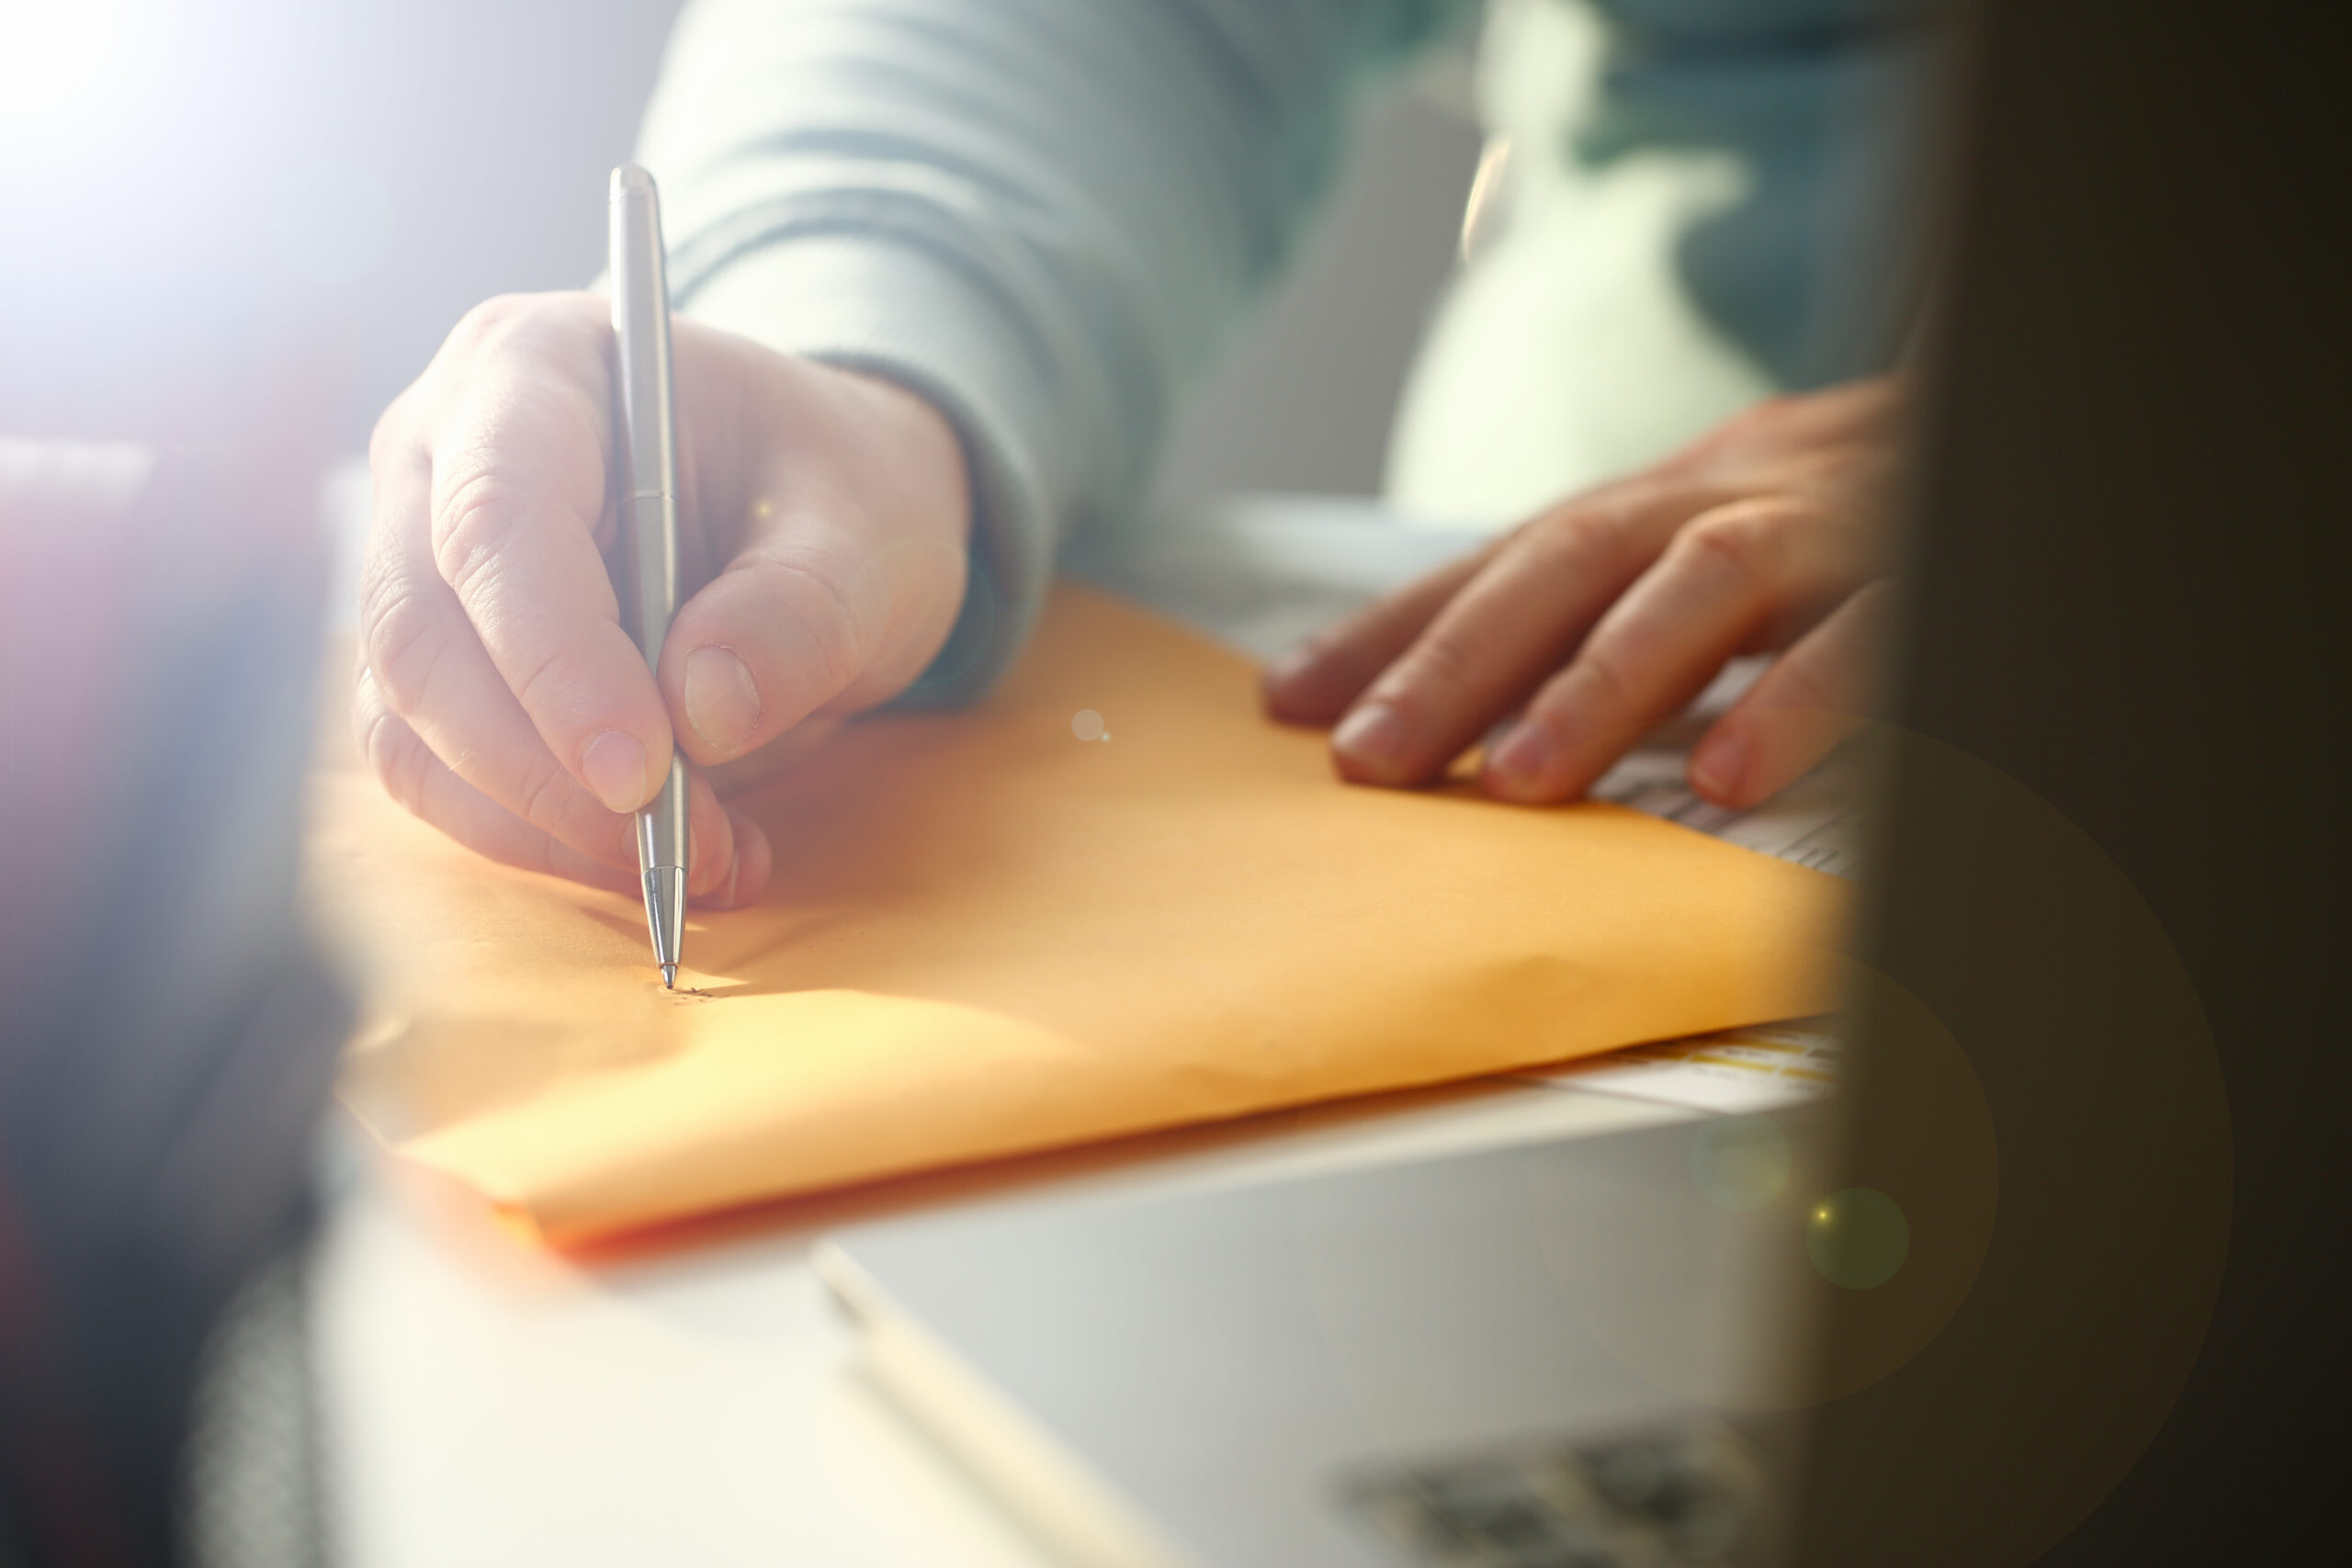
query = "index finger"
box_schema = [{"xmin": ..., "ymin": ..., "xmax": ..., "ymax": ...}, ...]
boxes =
[
  {"xmin": 1327, "ymin": 475, "xmax": 1729, "ymax": 786},
  {"xmin": 1260, "ymin": 535, "xmax": 1503, "ymax": 727}
]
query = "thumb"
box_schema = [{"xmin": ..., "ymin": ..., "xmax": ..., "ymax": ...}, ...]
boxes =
[
  {"xmin": 657, "ymin": 360, "xmax": 971, "ymax": 766},
  {"xmin": 659, "ymin": 492, "xmax": 967, "ymax": 766}
]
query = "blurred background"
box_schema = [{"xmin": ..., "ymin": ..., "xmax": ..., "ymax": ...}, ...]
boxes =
[{"xmin": 0, "ymin": 0, "xmax": 1480, "ymax": 503}]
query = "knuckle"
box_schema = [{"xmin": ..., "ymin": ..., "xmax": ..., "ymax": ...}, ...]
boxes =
[
  {"xmin": 514, "ymin": 752, "xmax": 577, "ymax": 836},
  {"xmin": 361, "ymin": 704, "xmax": 434, "ymax": 817},
  {"xmin": 1768, "ymin": 651, "xmax": 1839, "ymax": 714},
  {"xmin": 447, "ymin": 292, "xmax": 539, "ymax": 355},
  {"xmin": 1676, "ymin": 506, "xmax": 1785, "ymax": 581},
  {"xmin": 1401, "ymin": 625, "xmax": 1488, "ymax": 697},
  {"xmin": 1690, "ymin": 394, "xmax": 1806, "ymax": 466},
  {"xmin": 756, "ymin": 557, "xmax": 872, "ymax": 695},
  {"xmin": 1730, "ymin": 393, "xmax": 1805, "ymax": 442},
  {"xmin": 1568, "ymin": 644, "xmax": 1633, "ymax": 711},
  {"xmin": 358, "ymin": 571, "xmax": 449, "ymax": 714},
  {"xmin": 442, "ymin": 292, "xmax": 603, "ymax": 383},
  {"xmin": 1523, "ymin": 507, "xmax": 1628, "ymax": 581},
  {"xmin": 506, "ymin": 639, "xmax": 578, "ymax": 728},
  {"xmin": 430, "ymin": 466, "xmax": 528, "ymax": 596}
]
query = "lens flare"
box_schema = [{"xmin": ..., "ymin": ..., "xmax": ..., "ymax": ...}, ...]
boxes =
[{"xmin": 1806, "ymin": 1187, "xmax": 1909, "ymax": 1290}]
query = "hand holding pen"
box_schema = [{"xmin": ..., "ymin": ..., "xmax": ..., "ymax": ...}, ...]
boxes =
[{"xmin": 352, "ymin": 185, "xmax": 973, "ymax": 927}]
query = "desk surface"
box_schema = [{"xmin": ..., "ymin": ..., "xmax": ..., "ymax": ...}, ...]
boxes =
[
  {"xmin": 314, "ymin": 1071, "xmax": 1685, "ymax": 1567},
  {"xmin": 309, "ymin": 491, "xmax": 1822, "ymax": 1567}
]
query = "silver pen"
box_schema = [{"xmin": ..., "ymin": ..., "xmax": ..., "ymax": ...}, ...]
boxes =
[{"xmin": 608, "ymin": 164, "xmax": 687, "ymax": 988}]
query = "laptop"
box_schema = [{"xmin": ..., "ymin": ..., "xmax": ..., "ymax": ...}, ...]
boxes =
[{"xmin": 818, "ymin": 1104, "xmax": 1853, "ymax": 1568}]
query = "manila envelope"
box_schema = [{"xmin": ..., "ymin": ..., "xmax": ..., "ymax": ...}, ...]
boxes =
[{"xmin": 318, "ymin": 587, "xmax": 1846, "ymax": 1244}]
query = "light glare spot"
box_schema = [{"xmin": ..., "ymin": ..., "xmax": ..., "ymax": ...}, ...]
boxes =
[
  {"xmin": 0, "ymin": 0, "xmax": 177, "ymax": 186},
  {"xmin": 1806, "ymin": 1187, "xmax": 1910, "ymax": 1290}
]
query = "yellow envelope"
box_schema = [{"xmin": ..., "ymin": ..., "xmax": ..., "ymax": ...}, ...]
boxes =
[{"xmin": 318, "ymin": 587, "xmax": 1846, "ymax": 1244}]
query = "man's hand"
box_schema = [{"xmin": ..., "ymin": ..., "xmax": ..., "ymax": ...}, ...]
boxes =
[
  {"xmin": 1263, "ymin": 377, "xmax": 1905, "ymax": 809},
  {"xmin": 358, "ymin": 292, "xmax": 970, "ymax": 905}
]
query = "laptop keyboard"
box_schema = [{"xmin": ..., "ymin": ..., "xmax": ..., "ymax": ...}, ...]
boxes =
[{"xmin": 1342, "ymin": 1419, "xmax": 1765, "ymax": 1568}]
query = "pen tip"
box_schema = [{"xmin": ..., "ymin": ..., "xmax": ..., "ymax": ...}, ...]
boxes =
[{"xmin": 662, "ymin": 964, "xmax": 677, "ymax": 990}]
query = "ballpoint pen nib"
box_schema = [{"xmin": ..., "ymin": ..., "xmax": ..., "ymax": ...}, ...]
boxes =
[{"xmin": 642, "ymin": 863, "xmax": 684, "ymax": 990}]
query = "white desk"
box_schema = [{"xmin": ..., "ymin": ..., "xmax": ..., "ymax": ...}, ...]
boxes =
[
  {"xmin": 308, "ymin": 491, "xmax": 1807, "ymax": 1567},
  {"xmin": 313, "ymin": 1075, "xmax": 1688, "ymax": 1566}
]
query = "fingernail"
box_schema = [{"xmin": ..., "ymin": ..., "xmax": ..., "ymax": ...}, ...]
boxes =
[
  {"xmin": 1691, "ymin": 729, "xmax": 1747, "ymax": 802},
  {"xmin": 1332, "ymin": 703, "xmax": 1409, "ymax": 777},
  {"xmin": 1487, "ymin": 718, "xmax": 1555, "ymax": 788},
  {"xmin": 684, "ymin": 645, "xmax": 762, "ymax": 755},
  {"xmin": 581, "ymin": 728, "xmax": 649, "ymax": 814}
]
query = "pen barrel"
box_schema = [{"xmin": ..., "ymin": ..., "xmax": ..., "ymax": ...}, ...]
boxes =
[
  {"xmin": 608, "ymin": 166, "xmax": 679, "ymax": 670},
  {"xmin": 621, "ymin": 490, "xmax": 680, "ymax": 662},
  {"xmin": 637, "ymin": 756, "xmax": 689, "ymax": 876},
  {"xmin": 612, "ymin": 166, "xmax": 689, "ymax": 976}
]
